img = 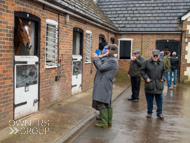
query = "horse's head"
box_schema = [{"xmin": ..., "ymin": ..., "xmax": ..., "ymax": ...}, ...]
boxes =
[{"xmin": 17, "ymin": 18, "xmax": 32, "ymax": 51}]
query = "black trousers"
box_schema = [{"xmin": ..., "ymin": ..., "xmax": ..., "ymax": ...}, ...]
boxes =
[{"xmin": 131, "ymin": 77, "xmax": 141, "ymax": 99}]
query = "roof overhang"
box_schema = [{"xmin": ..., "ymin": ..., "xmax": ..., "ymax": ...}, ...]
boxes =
[
  {"xmin": 34, "ymin": 0, "xmax": 118, "ymax": 33},
  {"xmin": 181, "ymin": 11, "xmax": 190, "ymax": 21}
]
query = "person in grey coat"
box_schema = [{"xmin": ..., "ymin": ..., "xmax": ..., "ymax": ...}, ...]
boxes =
[
  {"xmin": 128, "ymin": 50, "xmax": 144, "ymax": 102},
  {"xmin": 141, "ymin": 50, "xmax": 166, "ymax": 120},
  {"xmin": 92, "ymin": 44, "xmax": 118, "ymax": 128}
]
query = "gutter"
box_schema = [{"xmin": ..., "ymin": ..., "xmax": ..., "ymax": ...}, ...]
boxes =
[
  {"xmin": 35, "ymin": 0, "xmax": 118, "ymax": 33},
  {"xmin": 118, "ymin": 31, "xmax": 182, "ymax": 34}
]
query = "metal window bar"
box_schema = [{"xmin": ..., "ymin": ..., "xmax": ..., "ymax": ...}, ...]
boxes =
[
  {"xmin": 86, "ymin": 34, "xmax": 91, "ymax": 62},
  {"xmin": 47, "ymin": 24, "xmax": 57, "ymax": 29},
  {"xmin": 46, "ymin": 41, "xmax": 58, "ymax": 45},
  {"xmin": 46, "ymin": 57, "xmax": 56, "ymax": 61},
  {"xmin": 46, "ymin": 38, "xmax": 57, "ymax": 43},
  {"xmin": 46, "ymin": 36, "xmax": 57, "ymax": 40},
  {"xmin": 46, "ymin": 23, "xmax": 58, "ymax": 67},
  {"xmin": 46, "ymin": 48, "xmax": 57, "ymax": 53},
  {"xmin": 46, "ymin": 52, "xmax": 56, "ymax": 57},
  {"xmin": 46, "ymin": 31, "xmax": 57, "ymax": 35}
]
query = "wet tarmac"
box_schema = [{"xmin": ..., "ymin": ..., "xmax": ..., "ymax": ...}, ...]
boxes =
[
  {"xmin": 70, "ymin": 83, "xmax": 190, "ymax": 143},
  {"xmin": 0, "ymin": 79, "xmax": 130, "ymax": 143}
]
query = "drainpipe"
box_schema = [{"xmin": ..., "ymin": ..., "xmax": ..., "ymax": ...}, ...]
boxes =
[
  {"xmin": 179, "ymin": 18, "xmax": 184, "ymax": 83},
  {"xmin": 141, "ymin": 34, "xmax": 143, "ymax": 55},
  {"xmin": 179, "ymin": 30, "xmax": 183, "ymax": 83}
]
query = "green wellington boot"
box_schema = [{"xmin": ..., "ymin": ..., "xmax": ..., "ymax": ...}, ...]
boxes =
[
  {"xmin": 107, "ymin": 107, "xmax": 113, "ymax": 127},
  {"xmin": 94, "ymin": 109, "xmax": 108, "ymax": 128}
]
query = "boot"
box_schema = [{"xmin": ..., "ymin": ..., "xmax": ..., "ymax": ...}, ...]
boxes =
[
  {"xmin": 107, "ymin": 107, "xmax": 113, "ymax": 127},
  {"xmin": 94, "ymin": 109, "xmax": 108, "ymax": 128}
]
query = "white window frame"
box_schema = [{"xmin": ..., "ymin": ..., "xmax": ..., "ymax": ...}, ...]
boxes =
[
  {"xmin": 45, "ymin": 19, "xmax": 58, "ymax": 68},
  {"xmin": 118, "ymin": 38, "xmax": 133, "ymax": 60},
  {"xmin": 85, "ymin": 30, "xmax": 92, "ymax": 63}
]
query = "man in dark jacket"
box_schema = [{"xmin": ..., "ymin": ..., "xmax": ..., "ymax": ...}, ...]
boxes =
[
  {"xmin": 170, "ymin": 51, "xmax": 179, "ymax": 88},
  {"xmin": 92, "ymin": 44, "xmax": 118, "ymax": 128},
  {"xmin": 141, "ymin": 50, "xmax": 166, "ymax": 120},
  {"xmin": 128, "ymin": 50, "xmax": 144, "ymax": 102}
]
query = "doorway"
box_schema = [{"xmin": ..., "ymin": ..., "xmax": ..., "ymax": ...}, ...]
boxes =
[
  {"xmin": 14, "ymin": 12, "xmax": 40, "ymax": 120},
  {"xmin": 156, "ymin": 40, "xmax": 181, "ymax": 82},
  {"xmin": 72, "ymin": 28, "xmax": 83, "ymax": 95}
]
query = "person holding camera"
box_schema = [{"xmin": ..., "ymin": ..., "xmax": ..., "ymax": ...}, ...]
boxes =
[{"xmin": 92, "ymin": 44, "xmax": 118, "ymax": 128}]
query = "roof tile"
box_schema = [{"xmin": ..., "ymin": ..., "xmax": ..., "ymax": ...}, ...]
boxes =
[{"xmin": 98, "ymin": 0, "xmax": 190, "ymax": 32}]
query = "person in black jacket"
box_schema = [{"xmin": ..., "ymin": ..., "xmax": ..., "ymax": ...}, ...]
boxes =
[
  {"xmin": 170, "ymin": 51, "xmax": 179, "ymax": 88},
  {"xmin": 128, "ymin": 50, "xmax": 144, "ymax": 102},
  {"xmin": 141, "ymin": 50, "xmax": 166, "ymax": 120}
]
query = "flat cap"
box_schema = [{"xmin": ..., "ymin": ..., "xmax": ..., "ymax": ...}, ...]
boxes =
[
  {"xmin": 133, "ymin": 50, "xmax": 140, "ymax": 54},
  {"xmin": 152, "ymin": 50, "xmax": 160, "ymax": 55}
]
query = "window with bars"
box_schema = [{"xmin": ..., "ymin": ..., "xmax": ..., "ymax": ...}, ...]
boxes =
[
  {"xmin": 85, "ymin": 30, "xmax": 92, "ymax": 63},
  {"xmin": 45, "ymin": 19, "xmax": 58, "ymax": 68}
]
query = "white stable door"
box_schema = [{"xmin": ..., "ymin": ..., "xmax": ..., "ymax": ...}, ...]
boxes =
[
  {"xmin": 14, "ymin": 56, "xmax": 39, "ymax": 120},
  {"xmin": 72, "ymin": 55, "xmax": 82, "ymax": 95},
  {"xmin": 72, "ymin": 31, "xmax": 82, "ymax": 95}
]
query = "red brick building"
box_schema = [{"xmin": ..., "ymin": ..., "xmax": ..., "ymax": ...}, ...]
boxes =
[
  {"xmin": 98, "ymin": 0, "xmax": 190, "ymax": 83},
  {"xmin": 0, "ymin": 0, "xmax": 190, "ymax": 129},
  {"xmin": 0, "ymin": 0, "xmax": 117, "ymax": 128}
]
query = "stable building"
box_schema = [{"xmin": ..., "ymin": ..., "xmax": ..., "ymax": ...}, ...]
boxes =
[
  {"xmin": 97, "ymin": 0, "xmax": 190, "ymax": 83},
  {"xmin": 0, "ymin": 0, "xmax": 117, "ymax": 128},
  {"xmin": 1, "ymin": 0, "xmax": 190, "ymax": 129}
]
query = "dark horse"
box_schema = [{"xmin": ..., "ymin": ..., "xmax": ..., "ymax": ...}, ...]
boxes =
[{"xmin": 14, "ymin": 18, "xmax": 32, "ymax": 55}]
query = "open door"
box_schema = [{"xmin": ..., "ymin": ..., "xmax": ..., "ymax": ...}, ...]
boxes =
[
  {"xmin": 72, "ymin": 28, "xmax": 83, "ymax": 95},
  {"xmin": 156, "ymin": 40, "xmax": 181, "ymax": 82},
  {"xmin": 14, "ymin": 12, "xmax": 40, "ymax": 119}
]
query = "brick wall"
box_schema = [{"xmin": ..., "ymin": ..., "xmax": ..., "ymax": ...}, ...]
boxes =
[
  {"xmin": 115, "ymin": 33, "xmax": 181, "ymax": 74},
  {"xmin": 181, "ymin": 18, "xmax": 190, "ymax": 83},
  {"xmin": 0, "ymin": 0, "xmax": 116, "ymax": 128},
  {"xmin": 0, "ymin": 0, "xmax": 14, "ymax": 129}
]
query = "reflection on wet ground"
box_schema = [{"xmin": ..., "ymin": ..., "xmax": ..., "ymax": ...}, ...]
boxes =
[{"xmin": 71, "ymin": 83, "xmax": 190, "ymax": 143}]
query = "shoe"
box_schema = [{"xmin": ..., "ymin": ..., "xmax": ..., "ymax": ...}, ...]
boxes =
[
  {"xmin": 173, "ymin": 85, "xmax": 176, "ymax": 88},
  {"xmin": 157, "ymin": 114, "xmax": 164, "ymax": 120},
  {"xmin": 128, "ymin": 98, "xmax": 134, "ymax": 101},
  {"xmin": 146, "ymin": 113, "xmax": 152, "ymax": 118},
  {"xmin": 94, "ymin": 109, "xmax": 108, "ymax": 128},
  {"xmin": 96, "ymin": 116, "xmax": 101, "ymax": 120},
  {"xmin": 168, "ymin": 87, "xmax": 173, "ymax": 90},
  {"xmin": 107, "ymin": 107, "xmax": 112, "ymax": 127},
  {"xmin": 133, "ymin": 99, "xmax": 139, "ymax": 102}
]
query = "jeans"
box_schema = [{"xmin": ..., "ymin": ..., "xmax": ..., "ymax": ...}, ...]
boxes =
[
  {"xmin": 166, "ymin": 72, "xmax": 172, "ymax": 87},
  {"xmin": 145, "ymin": 93, "xmax": 163, "ymax": 116},
  {"xmin": 170, "ymin": 70, "xmax": 177, "ymax": 85},
  {"xmin": 131, "ymin": 77, "xmax": 141, "ymax": 99}
]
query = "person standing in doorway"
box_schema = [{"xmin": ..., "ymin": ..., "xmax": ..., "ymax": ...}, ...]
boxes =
[
  {"xmin": 170, "ymin": 51, "xmax": 179, "ymax": 88},
  {"xmin": 128, "ymin": 50, "xmax": 144, "ymax": 102},
  {"xmin": 163, "ymin": 51, "xmax": 172, "ymax": 90},
  {"xmin": 92, "ymin": 44, "xmax": 118, "ymax": 128},
  {"xmin": 141, "ymin": 50, "xmax": 166, "ymax": 120},
  {"xmin": 159, "ymin": 51, "xmax": 164, "ymax": 60}
]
